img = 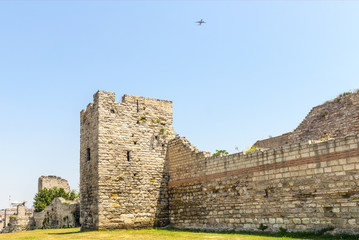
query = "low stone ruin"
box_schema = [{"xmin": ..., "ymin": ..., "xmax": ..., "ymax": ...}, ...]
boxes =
[
  {"xmin": 1, "ymin": 203, "xmax": 33, "ymax": 233},
  {"xmin": 33, "ymin": 197, "xmax": 80, "ymax": 229},
  {"xmin": 1, "ymin": 175, "xmax": 80, "ymax": 233}
]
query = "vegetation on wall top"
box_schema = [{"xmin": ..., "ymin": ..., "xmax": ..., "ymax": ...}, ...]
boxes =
[
  {"xmin": 33, "ymin": 187, "xmax": 79, "ymax": 212},
  {"xmin": 212, "ymin": 150, "xmax": 229, "ymax": 156}
]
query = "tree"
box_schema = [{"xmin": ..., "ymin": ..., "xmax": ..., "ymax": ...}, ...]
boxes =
[{"xmin": 33, "ymin": 187, "xmax": 79, "ymax": 212}]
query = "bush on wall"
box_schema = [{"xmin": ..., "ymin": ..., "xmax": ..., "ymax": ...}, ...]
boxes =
[{"xmin": 33, "ymin": 187, "xmax": 79, "ymax": 212}]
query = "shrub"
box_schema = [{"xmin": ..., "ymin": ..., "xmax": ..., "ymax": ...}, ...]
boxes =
[
  {"xmin": 246, "ymin": 146, "xmax": 258, "ymax": 153},
  {"xmin": 212, "ymin": 150, "xmax": 228, "ymax": 156},
  {"xmin": 258, "ymin": 223, "xmax": 268, "ymax": 231},
  {"xmin": 33, "ymin": 187, "xmax": 79, "ymax": 212}
]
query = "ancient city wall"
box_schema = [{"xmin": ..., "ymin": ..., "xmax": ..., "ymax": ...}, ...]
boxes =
[
  {"xmin": 2, "ymin": 204, "xmax": 33, "ymax": 233},
  {"xmin": 255, "ymin": 92, "xmax": 359, "ymax": 149},
  {"xmin": 168, "ymin": 134, "xmax": 359, "ymax": 232},
  {"xmin": 38, "ymin": 176, "xmax": 70, "ymax": 193},
  {"xmin": 79, "ymin": 90, "xmax": 359, "ymax": 233},
  {"xmin": 1, "ymin": 198, "xmax": 79, "ymax": 233},
  {"xmin": 1, "ymin": 208, "xmax": 17, "ymax": 233},
  {"xmin": 80, "ymin": 91, "xmax": 176, "ymax": 230},
  {"xmin": 33, "ymin": 197, "xmax": 80, "ymax": 229},
  {"xmin": 0, "ymin": 211, "xmax": 6, "ymax": 232}
]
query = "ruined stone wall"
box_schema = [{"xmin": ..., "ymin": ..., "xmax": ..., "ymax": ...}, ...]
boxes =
[
  {"xmin": 38, "ymin": 176, "xmax": 70, "ymax": 193},
  {"xmin": 2, "ymin": 208, "xmax": 16, "ymax": 232},
  {"xmin": 1, "ymin": 198, "xmax": 79, "ymax": 233},
  {"xmin": 33, "ymin": 197, "xmax": 80, "ymax": 229},
  {"xmin": 81, "ymin": 90, "xmax": 359, "ymax": 232},
  {"xmin": 80, "ymin": 91, "xmax": 176, "ymax": 230},
  {"xmin": 0, "ymin": 210, "xmax": 4, "ymax": 232},
  {"xmin": 168, "ymin": 137, "xmax": 210, "ymax": 182},
  {"xmin": 168, "ymin": 135, "xmax": 359, "ymax": 232},
  {"xmin": 2, "ymin": 204, "xmax": 34, "ymax": 233},
  {"xmin": 255, "ymin": 92, "xmax": 359, "ymax": 149}
]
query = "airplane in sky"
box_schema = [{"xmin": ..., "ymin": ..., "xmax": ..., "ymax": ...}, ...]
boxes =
[{"xmin": 196, "ymin": 19, "xmax": 206, "ymax": 26}]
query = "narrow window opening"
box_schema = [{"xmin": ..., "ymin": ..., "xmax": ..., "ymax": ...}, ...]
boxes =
[
  {"xmin": 137, "ymin": 121, "xmax": 139, "ymax": 124},
  {"xmin": 127, "ymin": 151, "xmax": 130, "ymax": 161},
  {"xmin": 86, "ymin": 148, "xmax": 91, "ymax": 161},
  {"xmin": 110, "ymin": 109, "xmax": 115, "ymax": 113},
  {"xmin": 134, "ymin": 141, "xmax": 137, "ymax": 145},
  {"xmin": 264, "ymin": 189, "xmax": 268, "ymax": 198},
  {"xmin": 132, "ymin": 133, "xmax": 134, "ymax": 137},
  {"xmin": 136, "ymin": 100, "xmax": 139, "ymax": 112},
  {"xmin": 155, "ymin": 136, "xmax": 158, "ymax": 140}
]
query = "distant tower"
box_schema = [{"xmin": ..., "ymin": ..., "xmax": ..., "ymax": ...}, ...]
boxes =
[
  {"xmin": 38, "ymin": 176, "xmax": 70, "ymax": 193},
  {"xmin": 80, "ymin": 91, "xmax": 176, "ymax": 230}
]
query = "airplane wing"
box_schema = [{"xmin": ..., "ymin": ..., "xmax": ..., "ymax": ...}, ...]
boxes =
[{"xmin": 195, "ymin": 19, "xmax": 205, "ymax": 25}]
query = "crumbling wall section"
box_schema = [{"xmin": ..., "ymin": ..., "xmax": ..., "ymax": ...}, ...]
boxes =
[
  {"xmin": 38, "ymin": 176, "xmax": 70, "ymax": 193},
  {"xmin": 2, "ymin": 204, "xmax": 33, "ymax": 233},
  {"xmin": 33, "ymin": 197, "xmax": 80, "ymax": 229},
  {"xmin": 255, "ymin": 92, "xmax": 359, "ymax": 148},
  {"xmin": 168, "ymin": 135, "xmax": 359, "ymax": 232},
  {"xmin": 0, "ymin": 210, "xmax": 5, "ymax": 232},
  {"xmin": 168, "ymin": 137, "xmax": 210, "ymax": 182}
]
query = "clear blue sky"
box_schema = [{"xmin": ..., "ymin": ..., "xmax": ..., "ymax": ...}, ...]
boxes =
[{"xmin": 1, "ymin": 1, "xmax": 358, "ymax": 209}]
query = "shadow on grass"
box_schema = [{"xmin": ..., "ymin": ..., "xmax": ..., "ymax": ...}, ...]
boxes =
[
  {"xmin": 156, "ymin": 226, "xmax": 359, "ymax": 240},
  {"xmin": 48, "ymin": 230, "xmax": 95, "ymax": 235}
]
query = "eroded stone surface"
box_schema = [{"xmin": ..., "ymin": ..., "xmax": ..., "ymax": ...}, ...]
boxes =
[
  {"xmin": 254, "ymin": 92, "xmax": 359, "ymax": 148},
  {"xmin": 1, "ymin": 204, "xmax": 33, "ymax": 233},
  {"xmin": 80, "ymin": 90, "xmax": 359, "ymax": 234},
  {"xmin": 38, "ymin": 176, "xmax": 70, "ymax": 193},
  {"xmin": 33, "ymin": 197, "xmax": 80, "ymax": 229},
  {"xmin": 80, "ymin": 91, "xmax": 176, "ymax": 230},
  {"xmin": 168, "ymin": 135, "xmax": 359, "ymax": 232}
]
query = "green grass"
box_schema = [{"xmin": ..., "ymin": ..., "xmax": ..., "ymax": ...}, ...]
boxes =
[{"xmin": 1, "ymin": 228, "xmax": 359, "ymax": 240}]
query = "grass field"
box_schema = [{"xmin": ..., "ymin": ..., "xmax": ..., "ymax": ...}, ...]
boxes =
[{"xmin": 1, "ymin": 228, "xmax": 359, "ymax": 240}]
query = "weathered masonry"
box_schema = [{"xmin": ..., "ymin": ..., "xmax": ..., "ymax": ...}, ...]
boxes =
[
  {"xmin": 168, "ymin": 135, "xmax": 359, "ymax": 232},
  {"xmin": 81, "ymin": 90, "xmax": 359, "ymax": 233},
  {"xmin": 1, "ymin": 176, "xmax": 79, "ymax": 233},
  {"xmin": 80, "ymin": 91, "xmax": 176, "ymax": 230},
  {"xmin": 38, "ymin": 175, "xmax": 70, "ymax": 193}
]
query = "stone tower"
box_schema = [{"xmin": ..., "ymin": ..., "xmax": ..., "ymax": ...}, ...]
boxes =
[
  {"xmin": 38, "ymin": 176, "xmax": 70, "ymax": 193},
  {"xmin": 80, "ymin": 91, "xmax": 176, "ymax": 230}
]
